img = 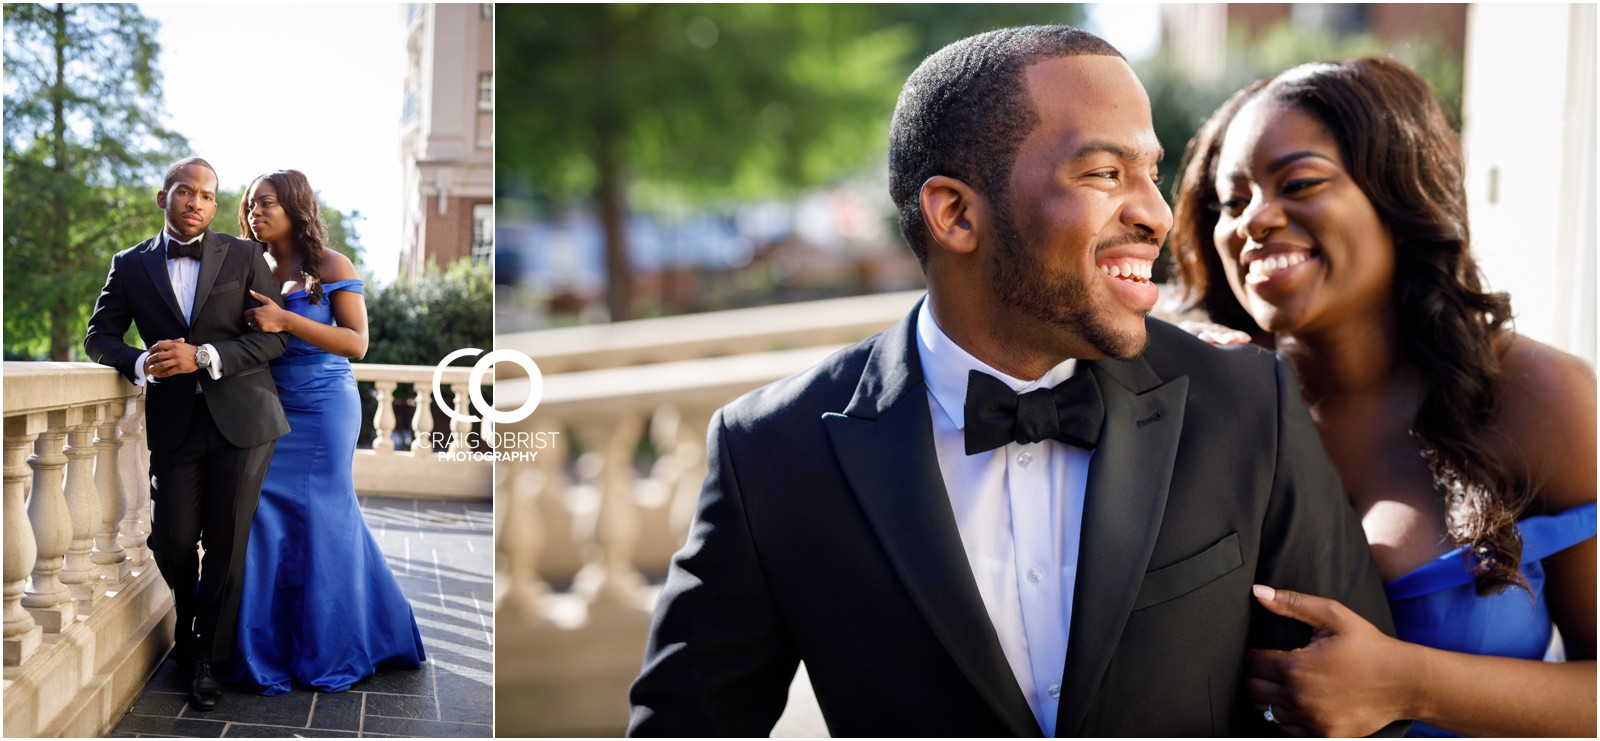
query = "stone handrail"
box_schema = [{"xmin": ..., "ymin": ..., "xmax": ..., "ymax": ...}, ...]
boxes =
[
  {"xmin": 1, "ymin": 359, "xmax": 492, "ymax": 737},
  {"xmin": 495, "ymin": 289, "xmax": 923, "ymax": 374},
  {"xmin": 3, "ymin": 362, "xmax": 165, "ymax": 737}
]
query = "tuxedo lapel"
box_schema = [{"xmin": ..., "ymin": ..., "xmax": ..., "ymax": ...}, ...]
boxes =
[
  {"xmin": 138, "ymin": 237, "xmax": 187, "ymax": 325},
  {"xmin": 1055, "ymin": 354, "xmax": 1189, "ymax": 736},
  {"xmin": 188, "ymin": 231, "xmax": 226, "ymax": 326},
  {"xmin": 822, "ymin": 299, "xmax": 1042, "ymax": 737}
]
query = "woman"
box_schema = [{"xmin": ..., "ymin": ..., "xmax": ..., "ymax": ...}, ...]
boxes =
[
  {"xmin": 1170, "ymin": 58, "xmax": 1595, "ymax": 737},
  {"xmin": 225, "ymin": 169, "xmax": 426, "ymax": 694}
]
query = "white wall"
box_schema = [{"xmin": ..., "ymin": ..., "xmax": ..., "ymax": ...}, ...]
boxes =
[{"xmin": 1461, "ymin": 4, "xmax": 1596, "ymax": 363}]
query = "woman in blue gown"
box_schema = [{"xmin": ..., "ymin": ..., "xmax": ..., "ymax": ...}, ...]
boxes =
[
  {"xmin": 224, "ymin": 169, "xmax": 426, "ymax": 695},
  {"xmin": 1169, "ymin": 59, "xmax": 1594, "ymax": 736}
]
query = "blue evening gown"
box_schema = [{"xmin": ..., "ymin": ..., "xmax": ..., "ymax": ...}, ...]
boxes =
[
  {"xmin": 226, "ymin": 278, "xmax": 426, "ymax": 695},
  {"xmin": 1384, "ymin": 500, "xmax": 1595, "ymax": 737}
]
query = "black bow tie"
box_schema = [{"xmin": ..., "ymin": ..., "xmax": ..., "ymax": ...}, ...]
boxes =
[
  {"xmin": 166, "ymin": 239, "xmax": 202, "ymax": 260},
  {"xmin": 963, "ymin": 369, "xmax": 1104, "ymax": 455}
]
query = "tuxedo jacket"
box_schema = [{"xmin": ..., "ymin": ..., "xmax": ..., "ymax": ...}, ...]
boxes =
[
  {"xmin": 84, "ymin": 230, "xmax": 289, "ymax": 454},
  {"xmin": 629, "ymin": 299, "xmax": 1395, "ymax": 737}
]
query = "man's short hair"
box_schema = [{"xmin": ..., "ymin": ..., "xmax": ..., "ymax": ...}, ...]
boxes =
[
  {"xmin": 888, "ymin": 26, "xmax": 1124, "ymax": 265},
  {"xmin": 162, "ymin": 157, "xmax": 219, "ymax": 193}
]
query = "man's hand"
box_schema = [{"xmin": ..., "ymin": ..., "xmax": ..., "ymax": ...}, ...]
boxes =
[{"xmin": 146, "ymin": 338, "xmax": 200, "ymax": 378}]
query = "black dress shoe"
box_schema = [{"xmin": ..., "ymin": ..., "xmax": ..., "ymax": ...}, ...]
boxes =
[{"xmin": 188, "ymin": 654, "xmax": 223, "ymax": 712}]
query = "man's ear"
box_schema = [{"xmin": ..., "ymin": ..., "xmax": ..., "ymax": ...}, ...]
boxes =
[
  {"xmin": 919, "ymin": 176, "xmax": 986, "ymax": 257},
  {"xmin": 155, "ymin": 190, "xmax": 169, "ymax": 210}
]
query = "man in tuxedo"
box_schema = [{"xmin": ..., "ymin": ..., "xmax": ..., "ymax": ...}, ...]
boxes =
[
  {"xmin": 628, "ymin": 27, "xmax": 1396, "ymax": 736},
  {"xmin": 85, "ymin": 157, "xmax": 289, "ymax": 711}
]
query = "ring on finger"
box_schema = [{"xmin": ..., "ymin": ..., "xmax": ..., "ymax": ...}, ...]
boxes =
[{"xmin": 1263, "ymin": 704, "xmax": 1278, "ymax": 724}]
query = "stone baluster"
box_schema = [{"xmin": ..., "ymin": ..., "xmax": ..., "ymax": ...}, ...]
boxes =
[
  {"xmin": 575, "ymin": 414, "xmax": 646, "ymax": 613},
  {"xmin": 449, "ymin": 383, "xmax": 473, "ymax": 454},
  {"xmin": 372, "ymin": 380, "xmax": 397, "ymax": 453},
  {"xmin": 410, "ymin": 385, "xmax": 435, "ymax": 452},
  {"xmin": 4, "ymin": 413, "xmax": 46, "ymax": 665},
  {"xmin": 62, "ymin": 406, "xmax": 104, "ymax": 604},
  {"xmin": 92, "ymin": 401, "xmax": 131, "ymax": 585},
  {"xmin": 22, "ymin": 408, "xmax": 79, "ymax": 632},
  {"xmin": 669, "ymin": 410, "xmax": 714, "ymax": 541},
  {"xmin": 117, "ymin": 397, "xmax": 151, "ymax": 569},
  {"xmin": 499, "ymin": 458, "xmax": 552, "ymax": 625}
]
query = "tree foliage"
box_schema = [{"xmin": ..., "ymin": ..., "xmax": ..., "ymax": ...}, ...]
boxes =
[
  {"xmin": 497, "ymin": 4, "xmax": 1084, "ymax": 320},
  {"xmin": 4, "ymin": 3, "xmax": 188, "ymax": 360},
  {"xmin": 363, "ymin": 258, "xmax": 493, "ymax": 368}
]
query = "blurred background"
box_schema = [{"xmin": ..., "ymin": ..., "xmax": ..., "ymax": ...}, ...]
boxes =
[{"xmin": 493, "ymin": 3, "xmax": 1595, "ymax": 737}]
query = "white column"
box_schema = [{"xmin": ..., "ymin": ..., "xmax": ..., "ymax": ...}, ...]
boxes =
[
  {"xmin": 92, "ymin": 401, "xmax": 131, "ymax": 584},
  {"xmin": 411, "ymin": 386, "xmax": 435, "ymax": 452},
  {"xmin": 62, "ymin": 406, "xmax": 104, "ymax": 605},
  {"xmin": 4, "ymin": 413, "xmax": 46, "ymax": 665},
  {"xmin": 117, "ymin": 396, "xmax": 151, "ymax": 569},
  {"xmin": 22, "ymin": 408, "xmax": 79, "ymax": 632},
  {"xmin": 373, "ymin": 380, "xmax": 398, "ymax": 453}
]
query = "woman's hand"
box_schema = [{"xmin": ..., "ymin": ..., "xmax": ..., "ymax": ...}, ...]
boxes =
[
  {"xmin": 1247, "ymin": 584, "xmax": 1412, "ymax": 737},
  {"xmin": 244, "ymin": 289, "xmax": 294, "ymax": 333},
  {"xmin": 1178, "ymin": 319, "xmax": 1253, "ymax": 346}
]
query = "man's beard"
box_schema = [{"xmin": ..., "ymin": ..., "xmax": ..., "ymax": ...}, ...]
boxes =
[{"xmin": 987, "ymin": 198, "xmax": 1149, "ymax": 361}]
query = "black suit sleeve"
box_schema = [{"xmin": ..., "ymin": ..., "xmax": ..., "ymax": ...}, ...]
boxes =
[
  {"xmin": 84, "ymin": 251, "xmax": 145, "ymax": 383},
  {"xmin": 1252, "ymin": 356, "xmax": 1406, "ymax": 736},
  {"xmin": 210, "ymin": 247, "xmax": 287, "ymax": 374},
  {"xmin": 628, "ymin": 409, "xmax": 799, "ymax": 737},
  {"xmin": 1254, "ymin": 356, "xmax": 1395, "ymax": 643}
]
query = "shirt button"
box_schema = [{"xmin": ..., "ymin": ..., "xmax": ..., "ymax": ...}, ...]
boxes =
[
  {"xmin": 1027, "ymin": 567, "xmax": 1043, "ymax": 584},
  {"xmin": 1047, "ymin": 682, "xmax": 1061, "ymax": 699},
  {"xmin": 1017, "ymin": 452, "xmax": 1033, "ymax": 468}
]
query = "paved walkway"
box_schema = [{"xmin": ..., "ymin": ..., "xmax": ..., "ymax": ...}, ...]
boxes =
[{"xmin": 110, "ymin": 497, "xmax": 493, "ymax": 738}]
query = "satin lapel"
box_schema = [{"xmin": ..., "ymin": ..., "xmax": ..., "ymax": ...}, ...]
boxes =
[
  {"xmin": 188, "ymin": 231, "xmax": 225, "ymax": 327},
  {"xmin": 139, "ymin": 238, "xmax": 186, "ymax": 325},
  {"xmin": 821, "ymin": 299, "xmax": 1042, "ymax": 737},
  {"xmin": 1055, "ymin": 356, "xmax": 1189, "ymax": 737}
]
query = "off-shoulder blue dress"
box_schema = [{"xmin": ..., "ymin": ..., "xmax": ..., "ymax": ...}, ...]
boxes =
[
  {"xmin": 1384, "ymin": 501, "xmax": 1596, "ymax": 737},
  {"xmin": 226, "ymin": 279, "xmax": 426, "ymax": 695}
]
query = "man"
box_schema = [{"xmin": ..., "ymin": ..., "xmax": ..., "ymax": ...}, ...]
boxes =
[
  {"xmin": 85, "ymin": 157, "xmax": 288, "ymax": 711},
  {"xmin": 628, "ymin": 27, "xmax": 1396, "ymax": 736}
]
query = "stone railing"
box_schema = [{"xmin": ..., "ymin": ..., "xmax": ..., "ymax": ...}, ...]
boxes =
[
  {"xmin": 492, "ymin": 290, "xmax": 927, "ymax": 737},
  {"xmin": 1, "ymin": 359, "xmax": 493, "ymax": 738},
  {"xmin": 350, "ymin": 363, "xmax": 492, "ymax": 500},
  {"xmin": 3, "ymin": 363, "xmax": 166, "ymax": 738}
]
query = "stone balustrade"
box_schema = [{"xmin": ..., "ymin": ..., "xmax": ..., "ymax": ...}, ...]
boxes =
[
  {"xmin": 349, "ymin": 363, "xmax": 493, "ymax": 500},
  {"xmin": 3, "ymin": 362, "xmax": 166, "ymax": 738},
  {"xmin": 1, "ymin": 359, "xmax": 493, "ymax": 738},
  {"xmin": 489, "ymin": 291, "xmax": 932, "ymax": 737},
  {"xmin": 495, "ymin": 289, "xmax": 924, "ymax": 374}
]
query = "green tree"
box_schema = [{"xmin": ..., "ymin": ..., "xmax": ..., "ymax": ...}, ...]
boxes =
[
  {"xmin": 4, "ymin": 3, "xmax": 187, "ymax": 360},
  {"xmin": 363, "ymin": 258, "xmax": 493, "ymax": 367},
  {"xmin": 498, "ymin": 4, "xmax": 1085, "ymax": 321}
]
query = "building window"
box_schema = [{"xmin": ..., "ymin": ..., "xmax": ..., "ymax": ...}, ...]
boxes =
[
  {"xmin": 472, "ymin": 203, "xmax": 493, "ymax": 263},
  {"xmin": 478, "ymin": 72, "xmax": 494, "ymax": 111}
]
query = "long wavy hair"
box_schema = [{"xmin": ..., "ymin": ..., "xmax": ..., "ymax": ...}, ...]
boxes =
[
  {"xmin": 1169, "ymin": 58, "xmax": 1526, "ymax": 595},
  {"xmin": 238, "ymin": 169, "xmax": 329, "ymax": 305}
]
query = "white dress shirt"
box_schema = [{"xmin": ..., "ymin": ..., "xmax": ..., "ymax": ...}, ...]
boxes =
[
  {"xmin": 133, "ymin": 231, "xmax": 223, "ymax": 386},
  {"xmin": 914, "ymin": 299, "xmax": 1092, "ymax": 736}
]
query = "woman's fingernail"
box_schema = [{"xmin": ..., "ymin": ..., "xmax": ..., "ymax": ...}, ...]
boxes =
[{"xmin": 1253, "ymin": 584, "xmax": 1275, "ymax": 601}]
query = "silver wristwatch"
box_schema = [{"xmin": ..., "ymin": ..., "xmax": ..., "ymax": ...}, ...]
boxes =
[{"xmin": 195, "ymin": 346, "xmax": 211, "ymax": 370}]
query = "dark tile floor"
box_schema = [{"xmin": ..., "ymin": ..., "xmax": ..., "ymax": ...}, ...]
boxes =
[{"xmin": 111, "ymin": 497, "xmax": 494, "ymax": 738}]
